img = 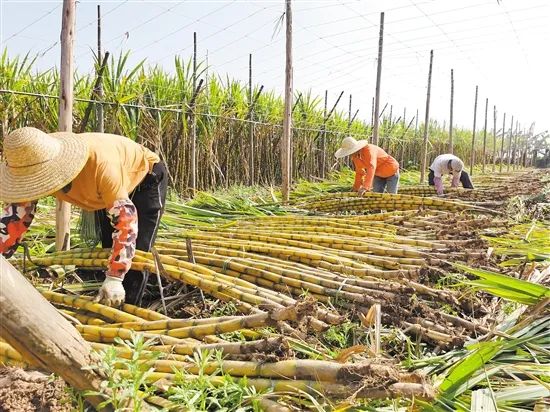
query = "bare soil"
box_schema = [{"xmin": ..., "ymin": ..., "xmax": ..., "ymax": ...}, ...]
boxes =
[{"xmin": 0, "ymin": 368, "xmax": 72, "ymax": 412}]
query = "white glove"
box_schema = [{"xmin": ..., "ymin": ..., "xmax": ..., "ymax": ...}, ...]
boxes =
[
  {"xmin": 357, "ymin": 187, "xmax": 368, "ymax": 197},
  {"xmin": 94, "ymin": 276, "xmax": 125, "ymax": 307}
]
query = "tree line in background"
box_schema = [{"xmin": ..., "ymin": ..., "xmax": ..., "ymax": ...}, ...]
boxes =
[{"xmin": 0, "ymin": 50, "xmax": 541, "ymax": 194}]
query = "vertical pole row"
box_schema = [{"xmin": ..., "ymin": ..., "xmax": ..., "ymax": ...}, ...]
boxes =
[
  {"xmin": 347, "ymin": 94, "xmax": 352, "ymax": 130},
  {"xmin": 56, "ymin": 0, "xmax": 76, "ymax": 251},
  {"xmin": 482, "ymin": 97, "xmax": 488, "ymax": 173},
  {"xmin": 420, "ymin": 50, "xmax": 433, "ymax": 184},
  {"xmin": 469, "ymin": 85, "xmax": 478, "ymax": 175},
  {"xmin": 320, "ymin": 90, "xmax": 327, "ymax": 178},
  {"xmin": 96, "ymin": 4, "xmax": 104, "ymax": 133},
  {"xmin": 500, "ymin": 113, "xmax": 506, "ymax": 173},
  {"xmin": 248, "ymin": 53, "xmax": 254, "ymax": 185},
  {"xmin": 370, "ymin": 97, "xmax": 374, "ymax": 131},
  {"xmin": 492, "ymin": 106, "xmax": 497, "ymax": 173},
  {"xmin": 372, "ymin": 12, "xmax": 384, "ymax": 146},
  {"xmin": 281, "ymin": 0, "xmax": 293, "ymax": 202},
  {"xmin": 448, "ymin": 69, "xmax": 454, "ymax": 154},
  {"xmin": 513, "ymin": 120, "xmax": 519, "ymax": 170},
  {"xmin": 506, "ymin": 116, "xmax": 514, "ymax": 172},
  {"xmin": 190, "ymin": 32, "xmax": 197, "ymax": 193}
]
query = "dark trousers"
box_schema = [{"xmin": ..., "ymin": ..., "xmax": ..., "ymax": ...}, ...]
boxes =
[
  {"xmin": 428, "ymin": 169, "xmax": 474, "ymax": 189},
  {"xmin": 96, "ymin": 161, "xmax": 168, "ymax": 304}
]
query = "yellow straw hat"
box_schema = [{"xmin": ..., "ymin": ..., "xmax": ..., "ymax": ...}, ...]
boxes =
[
  {"xmin": 334, "ymin": 136, "xmax": 369, "ymax": 159},
  {"xmin": 0, "ymin": 127, "xmax": 89, "ymax": 203}
]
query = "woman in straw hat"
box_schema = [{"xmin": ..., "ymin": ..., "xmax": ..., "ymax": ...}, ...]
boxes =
[
  {"xmin": 428, "ymin": 153, "xmax": 474, "ymax": 196},
  {"xmin": 335, "ymin": 136, "xmax": 400, "ymax": 194},
  {"xmin": 0, "ymin": 127, "xmax": 168, "ymax": 307}
]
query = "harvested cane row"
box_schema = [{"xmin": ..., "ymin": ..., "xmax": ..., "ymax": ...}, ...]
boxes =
[
  {"xmin": 0, "ymin": 293, "xmax": 435, "ymax": 405},
  {"xmin": 19, "ymin": 207, "xmax": 497, "ymax": 348}
]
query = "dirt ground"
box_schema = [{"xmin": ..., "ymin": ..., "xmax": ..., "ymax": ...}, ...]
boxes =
[{"xmin": 0, "ymin": 368, "xmax": 73, "ymax": 412}]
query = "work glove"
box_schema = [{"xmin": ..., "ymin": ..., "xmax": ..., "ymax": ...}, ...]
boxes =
[
  {"xmin": 94, "ymin": 275, "xmax": 125, "ymax": 307},
  {"xmin": 357, "ymin": 187, "xmax": 368, "ymax": 197}
]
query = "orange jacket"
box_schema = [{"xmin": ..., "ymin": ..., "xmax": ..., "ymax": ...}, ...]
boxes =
[{"xmin": 351, "ymin": 145, "xmax": 399, "ymax": 191}]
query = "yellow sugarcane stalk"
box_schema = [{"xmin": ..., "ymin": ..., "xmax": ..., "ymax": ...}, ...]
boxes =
[{"xmin": 42, "ymin": 290, "xmax": 142, "ymax": 323}]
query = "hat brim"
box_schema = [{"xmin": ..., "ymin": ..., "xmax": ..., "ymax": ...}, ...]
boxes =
[
  {"xmin": 0, "ymin": 132, "xmax": 89, "ymax": 203},
  {"xmin": 335, "ymin": 139, "xmax": 369, "ymax": 159}
]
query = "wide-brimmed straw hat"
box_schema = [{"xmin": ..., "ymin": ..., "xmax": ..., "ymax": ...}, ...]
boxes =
[
  {"xmin": 0, "ymin": 127, "xmax": 89, "ymax": 203},
  {"xmin": 334, "ymin": 136, "xmax": 369, "ymax": 159}
]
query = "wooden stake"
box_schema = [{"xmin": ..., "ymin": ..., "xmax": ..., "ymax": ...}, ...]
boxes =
[
  {"xmin": 370, "ymin": 97, "xmax": 374, "ymax": 130},
  {"xmin": 448, "ymin": 69, "xmax": 454, "ymax": 154},
  {"xmin": 281, "ymin": 0, "xmax": 293, "ymax": 202},
  {"xmin": 420, "ymin": 50, "xmax": 433, "ymax": 184},
  {"xmin": 493, "ymin": 106, "xmax": 497, "ymax": 173},
  {"xmin": 347, "ymin": 93, "xmax": 352, "ymax": 130},
  {"xmin": 0, "ymin": 257, "xmax": 109, "ymax": 410},
  {"xmin": 415, "ymin": 108, "xmax": 419, "ymax": 135},
  {"xmin": 482, "ymin": 97, "xmax": 488, "ymax": 173},
  {"xmin": 372, "ymin": 12, "xmax": 384, "ymax": 146},
  {"xmin": 506, "ymin": 116, "xmax": 514, "ymax": 172},
  {"xmin": 55, "ymin": 0, "xmax": 76, "ymax": 251},
  {"xmin": 499, "ymin": 112, "xmax": 506, "ymax": 173},
  {"xmin": 190, "ymin": 31, "xmax": 197, "ymax": 193},
  {"xmin": 513, "ymin": 120, "xmax": 519, "ymax": 169},
  {"xmin": 320, "ymin": 90, "xmax": 328, "ymax": 178},
  {"xmin": 469, "ymin": 85, "xmax": 478, "ymax": 175},
  {"xmin": 96, "ymin": 4, "xmax": 104, "ymax": 133},
  {"xmin": 248, "ymin": 53, "xmax": 254, "ymax": 185}
]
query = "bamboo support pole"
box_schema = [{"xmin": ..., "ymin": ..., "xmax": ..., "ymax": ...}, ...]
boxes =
[
  {"xmin": 372, "ymin": 12, "xmax": 384, "ymax": 145},
  {"xmin": 281, "ymin": 0, "xmax": 293, "ymax": 202},
  {"xmin": 420, "ymin": 50, "xmax": 433, "ymax": 183},
  {"xmin": 55, "ymin": 0, "xmax": 76, "ymax": 251},
  {"xmin": 470, "ymin": 85, "xmax": 478, "ymax": 175}
]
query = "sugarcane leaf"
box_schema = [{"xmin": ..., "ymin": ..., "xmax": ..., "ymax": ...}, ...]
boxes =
[
  {"xmin": 494, "ymin": 382, "xmax": 550, "ymax": 403},
  {"xmin": 462, "ymin": 282, "xmax": 542, "ymax": 305},
  {"xmin": 455, "ymin": 263, "xmax": 550, "ymax": 303},
  {"xmin": 439, "ymin": 340, "xmax": 504, "ymax": 397}
]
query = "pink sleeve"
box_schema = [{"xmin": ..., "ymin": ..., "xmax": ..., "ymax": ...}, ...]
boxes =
[
  {"xmin": 434, "ymin": 177, "xmax": 444, "ymax": 195},
  {"xmin": 451, "ymin": 172, "xmax": 460, "ymax": 187}
]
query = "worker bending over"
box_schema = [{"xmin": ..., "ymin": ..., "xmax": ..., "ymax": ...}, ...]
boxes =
[
  {"xmin": 335, "ymin": 136, "xmax": 400, "ymax": 195},
  {"xmin": 428, "ymin": 153, "xmax": 474, "ymax": 195},
  {"xmin": 0, "ymin": 127, "xmax": 168, "ymax": 307}
]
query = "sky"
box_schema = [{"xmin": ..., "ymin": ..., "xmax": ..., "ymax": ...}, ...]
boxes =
[{"xmin": 1, "ymin": 0, "xmax": 549, "ymax": 135}]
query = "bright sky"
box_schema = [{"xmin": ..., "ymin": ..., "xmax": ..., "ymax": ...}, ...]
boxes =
[{"xmin": 1, "ymin": 0, "xmax": 549, "ymax": 135}]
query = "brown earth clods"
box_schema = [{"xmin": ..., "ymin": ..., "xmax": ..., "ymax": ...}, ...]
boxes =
[{"xmin": 0, "ymin": 368, "xmax": 73, "ymax": 412}]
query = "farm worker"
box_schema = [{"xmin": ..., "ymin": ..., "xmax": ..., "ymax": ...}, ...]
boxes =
[
  {"xmin": 428, "ymin": 153, "xmax": 474, "ymax": 195},
  {"xmin": 0, "ymin": 127, "xmax": 168, "ymax": 307},
  {"xmin": 335, "ymin": 136, "xmax": 400, "ymax": 194}
]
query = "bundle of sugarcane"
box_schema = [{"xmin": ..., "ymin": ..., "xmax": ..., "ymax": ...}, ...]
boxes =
[
  {"xmin": 0, "ymin": 338, "xmax": 435, "ymax": 402},
  {"xmin": 0, "ymin": 288, "xmax": 439, "ymax": 405},
  {"xmin": 18, "ymin": 249, "xmax": 342, "ymax": 327},
  {"xmin": 294, "ymin": 192, "xmax": 496, "ymax": 214},
  {"xmin": 16, "ymin": 241, "xmax": 484, "ymax": 348}
]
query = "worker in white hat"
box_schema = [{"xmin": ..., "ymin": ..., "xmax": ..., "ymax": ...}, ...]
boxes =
[
  {"xmin": 428, "ymin": 153, "xmax": 474, "ymax": 195},
  {"xmin": 335, "ymin": 136, "xmax": 400, "ymax": 194},
  {"xmin": 0, "ymin": 127, "xmax": 168, "ymax": 307}
]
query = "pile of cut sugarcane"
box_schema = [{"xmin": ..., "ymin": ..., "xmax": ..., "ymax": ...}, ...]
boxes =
[{"xmin": 2, "ymin": 169, "xmax": 548, "ymax": 409}]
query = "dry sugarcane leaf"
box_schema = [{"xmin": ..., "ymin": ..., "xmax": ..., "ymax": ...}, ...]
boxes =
[{"xmin": 334, "ymin": 345, "xmax": 368, "ymax": 363}]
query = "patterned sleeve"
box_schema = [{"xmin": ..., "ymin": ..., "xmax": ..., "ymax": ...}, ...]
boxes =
[
  {"xmin": 105, "ymin": 199, "xmax": 138, "ymax": 279},
  {"xmin": 0, "ymin": 201, "xmax": 37, "ymax": 258}
]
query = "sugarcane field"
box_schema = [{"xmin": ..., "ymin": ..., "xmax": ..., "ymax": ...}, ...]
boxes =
[{"xmin": 1, "ymin": 1, "xmax": 550, "ymax": 411}]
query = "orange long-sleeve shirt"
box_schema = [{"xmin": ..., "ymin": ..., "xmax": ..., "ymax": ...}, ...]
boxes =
[{"xmin": 351, "ymin": 145, "xmax": 399, "ymax": 191}]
